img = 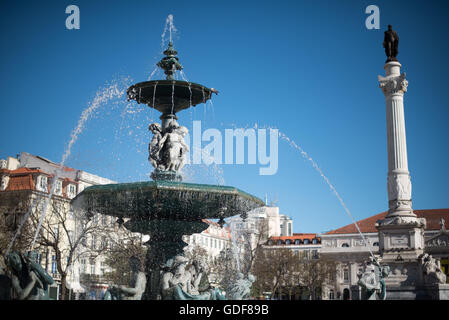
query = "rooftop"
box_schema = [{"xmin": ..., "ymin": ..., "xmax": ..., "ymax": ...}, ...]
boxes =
[{"xmin": 324, "ymin": 209, "xmax": 449, "ymax": 235}]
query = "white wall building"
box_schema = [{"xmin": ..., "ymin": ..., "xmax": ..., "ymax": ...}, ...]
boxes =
[{"xmin": 0, "ymin": 152, "xmax": 143, "ymax": 299}]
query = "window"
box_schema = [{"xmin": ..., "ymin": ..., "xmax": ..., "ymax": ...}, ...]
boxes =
[
  {"xmin": 373, "ymin": 242, "xmax": 379, "ymax": 246},
  {"xmin": 312, "ymin": 250, "xmax": 319, "ymax": 259},
  {"xmin": 91, "ymin": 235, "xmax": 96, "ymax": 250},
  {"xmin": 329, "ymin": 290, "xmax": 335, "ymax": 300},
  {"xmin": 303, "ymin": 250, "xmax": 310, "ymax": 259},
  {"xmin": 343, "ymin": 269, "xmax": 349, "ymax": 282},
  {"xmin": 341, "ymin": 243, "xmax": 350, "ymax": 248},
  {"xmin": 277, "ymin": 240, "xmax": 283, "ymax": 245},
  {"xmin": 55, "ymin": 180, "xmax": 62, "ymax": 195},
  {"xmin": 67, "ymin": 184, "xmax": 76, "ymax": 198},
  {"xmin": 39, "ymin": 176, "xmax": 48, "ymax": 191},
  {"xmin": 285, "ymin": 239, "xmax": 292, "ymax": 245},
  {"xmin": 303, "ymin": 239, "xmax": 310, "ymax": 244},
  {"xmin": 312, "ymin": 238, "xmax": 318, "ymax": 244},
  {"xmin": 51, "ymin": 255, "xmax": 57, "ymax": 274},
  {"xmin": 295, "ymin": 239, "xmax": 301, "ymax": 245},
  {"xmin": 101, "ymin": 236, "xmax": 107, "ymax": 249}
]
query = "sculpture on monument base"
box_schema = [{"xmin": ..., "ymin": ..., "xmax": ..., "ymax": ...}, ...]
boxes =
[
  {"xmin": 419, "ymin": 253, "xmax": 447, "ymax": 285},
  {"xmin": 357, "ymin": 257, "xmax": 390, "ymax": 300},
  {"xmin": 0, "ymin": 251, "xmax": 54, "ymax": 300},
  {"xmin": 103, "ymin": 256, "xmax": 146, "ymax": 300}
]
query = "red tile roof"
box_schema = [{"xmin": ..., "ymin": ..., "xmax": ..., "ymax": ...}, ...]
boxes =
[
  {"xmin": 6, "ymin": 174, "xmax": 35, "ymax": 191},
  {"xmin": 270, "ymin": 233, "xmax": 319, "ymax": 241},
  {"xmin": 325, "ymin": 209, "xmax": 449, "ymax": 235}
]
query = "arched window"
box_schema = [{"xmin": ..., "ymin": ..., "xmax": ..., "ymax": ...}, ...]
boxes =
[
  {"xmin": 295, "ymin": 239, "xmax": 301, "ymax": 245},
  {"xmin": 341, "ymin": 243, "xmax": 350, "ymax": 247},
  {"xmin": 373, "ymin": 242, "xmax": 379, "ymax": 246},
  {"xmin": 343, "ymin": 288, "xmax": 350, "ymax": 300},
  {"xmin": 277, "ymin": 240, "xmax": 283, "ymax": 245},
  {"xmin": 267, "ymin": 240, "xmax": 273, "ymax": 245},
  {"xmin": 285, "ymin": 239, "xmax": 292, "ymax": 245},
  {"xmin": 303, "ymin": 239, "xmax": 310, "ymax": 244},
  {"xmin": 312, "ymin": 238, "xmax": 318, "ymax": 244}
]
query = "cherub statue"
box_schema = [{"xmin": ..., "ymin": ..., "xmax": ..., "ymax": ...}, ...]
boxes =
[
  {"xmin": 148, "ymin": 123, "xmax": 163, "ymax": 169},
  {"xmin": 104, "ymin": 256, "xmax": 146, "ymax": 300},
  {"xmin": 158, "ymin": 123, "xmax": 189, "ymax": 172}
]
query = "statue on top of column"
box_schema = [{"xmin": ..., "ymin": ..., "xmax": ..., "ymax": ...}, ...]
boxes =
[{"xmin": 383, "ymin": 25, "xmax": 399, "ymax": 63}]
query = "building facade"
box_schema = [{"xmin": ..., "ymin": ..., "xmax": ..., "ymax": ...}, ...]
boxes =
[{"xmin": 319, "ymin": 209, "xmax": 449, "ymax": 300}]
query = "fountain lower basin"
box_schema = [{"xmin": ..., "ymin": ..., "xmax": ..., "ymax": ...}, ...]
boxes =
[{"xmin": 72, "ymin": 180, "xmax": 264, "ymax": 222}]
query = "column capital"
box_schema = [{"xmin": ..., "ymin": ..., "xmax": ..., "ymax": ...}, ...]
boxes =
[{"xmin": 378, "ymin": 72, "xmax": 408, "ymax": 96}]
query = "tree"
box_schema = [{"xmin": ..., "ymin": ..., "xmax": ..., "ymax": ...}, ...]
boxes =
[
  {"xmin": 251, "ymin": 247, "xmax": 299, "ymax": 299},
  {"xmin": 298, "ymin": 256, "xmax": 336, "ymax": 300},
  {"xmin": 18, "ymin": 196, "xmax": 111, "ymax": 300},
  {"xmin": 102, "ymin": 230, "xmax": 147, "ymax": 287}
]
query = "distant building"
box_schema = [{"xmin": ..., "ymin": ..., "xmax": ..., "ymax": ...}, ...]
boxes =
[
  {"xmin": 319, "ymin": 209, "xmax": 449, "ymax": 300},
  {"xmin": 265, "ymin": 233, "xmax": 321, "ymax": 260},
  {"xmin": 184, "ymin": 219, "xmax": 232, "ymax": 260}
]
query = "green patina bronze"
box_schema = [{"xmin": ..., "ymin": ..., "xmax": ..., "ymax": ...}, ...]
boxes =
[
  {"xmin": 72, "ymin": 180, "xmax": 264, "ymax": 221},
  {"xmin": 157, "ymin": 41, "xmax": 183, "ymax": 81},
  {"xmin": 73, "ymin": 39, "xmax": 263, "ymax": 300}
]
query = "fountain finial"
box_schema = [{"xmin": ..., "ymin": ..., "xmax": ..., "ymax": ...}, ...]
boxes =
[{"xmin": 157, "ymin": 41, "xmax": 183, "ymax": 80}]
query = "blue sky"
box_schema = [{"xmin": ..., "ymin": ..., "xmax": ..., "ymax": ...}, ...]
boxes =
[{"xmin": 1, "ymin": 0, "xmax": 448, "ymax": 234}]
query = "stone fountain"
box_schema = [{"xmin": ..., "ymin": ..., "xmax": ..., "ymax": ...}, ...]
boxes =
[{"xmin": 72, "ymin": 41, "xmax": 264, "ymax": 299}]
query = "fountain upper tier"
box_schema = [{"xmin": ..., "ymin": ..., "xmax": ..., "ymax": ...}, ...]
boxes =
[
  {"xmin": 127, "ymin": 41, "xmax": 216, "ymax": 116},
  {"xmin": 127, "ymin": 80, "xmax": 214, "ymax": 115}
]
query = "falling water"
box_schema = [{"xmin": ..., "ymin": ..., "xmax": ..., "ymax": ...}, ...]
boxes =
[
  {"xmin": 29, "ymin": 81, "xmax": 128, "ymax": 250},
  {"xmin": 220, "ymin": 122, "xmax": 377, "ymax": 260},
  {"xmin": 229, "ymin": 223, "xmax": 241, "ymax": 272},
  {"xmin": 148, "ymin": 66, "xmax": 159, "ymax": 81},
  {"xmin": 277, "ymin": 130, "xmax": 376, "ymax": 259},
  {"xmin": 171, "ymin": 81, "xmax": 175, "ymax": 115},
  {"xmin": 182, "ymin": 145, "xmax": 225, "ymax": 186}
]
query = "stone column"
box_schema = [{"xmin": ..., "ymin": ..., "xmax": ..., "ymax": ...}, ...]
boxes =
[
  {"xmin": 376, "ymin": 61, "xmax": 426, "ymax": 260},
  {"xmin": 380, "ymin": 62, "xmax": 413, "ymax": 218}
]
